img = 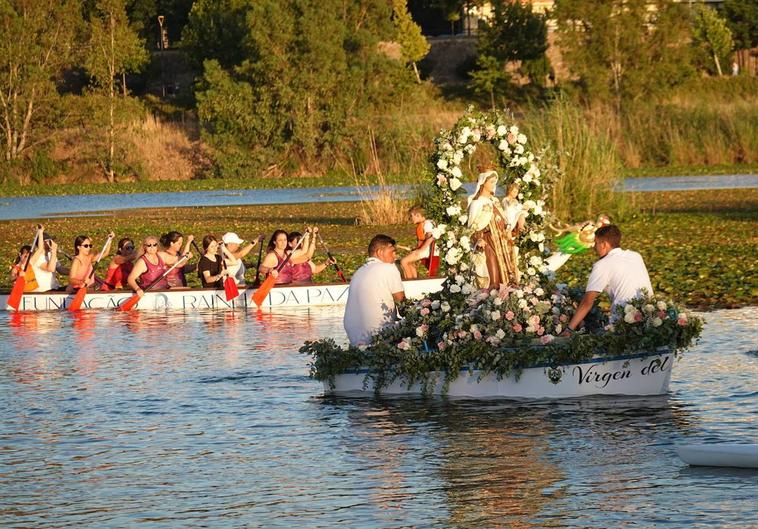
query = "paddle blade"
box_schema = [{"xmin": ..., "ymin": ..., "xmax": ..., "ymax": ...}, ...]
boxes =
[
  {"xmin": 336, "ymin": 269, "xmax": 347, "ymax": 283},
  {"xmin": 118, "ymin": 294, "xmax": 140, "ymax": 311},
  {"xmin": 224, "ymin": 276, "xmax": 240, "ymax": 301},
  {"xmin": 68, "ymin": 287, "xmax": 87, "ymax": 312},
  {"xmin": 7, "ymin": 276, "xmax": 26, "ymax": 311},
  {"xmin": 252, "ymin": 275, "xmax": 275, "ymax": 306}
]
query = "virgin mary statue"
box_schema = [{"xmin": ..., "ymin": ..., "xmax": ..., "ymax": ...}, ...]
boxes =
[{"xmin": 467, "ymin": 170, "xmax": 519, "ymax": 288}]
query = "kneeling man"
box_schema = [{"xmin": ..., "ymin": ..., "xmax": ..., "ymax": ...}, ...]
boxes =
[
  {"xmin": 565, "ymin": 224, "xmax": 653, "ymax": 333},
  {"xmin": 344, "ymin": 234, "xmax": 405, "ymax": 346}
]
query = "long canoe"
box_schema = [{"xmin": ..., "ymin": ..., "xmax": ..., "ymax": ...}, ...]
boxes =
[
  {"xmin": 676, "ymin": 444, "xmax": 758, "ymax": 469},
  {"xmin": 1, "ymin": 277, "xmax": 445, "ymax": 312},
  {"xmin": 325, "ymin": 350, "xmax": 675, "ymax": 399}
]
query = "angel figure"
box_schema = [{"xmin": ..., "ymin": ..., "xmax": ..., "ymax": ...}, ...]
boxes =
[
  {"xmin": 467, "ymin": 170, "xmax": 519, "ymax": 288},
  {"xmin": 545, "ymin": 214, "xmax": 611, "ymax": 271}
]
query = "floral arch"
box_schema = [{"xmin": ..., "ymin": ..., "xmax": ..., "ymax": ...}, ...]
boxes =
[{"xmin": 426, "ymin": 108, "xmax": 551, "ymax": 283}]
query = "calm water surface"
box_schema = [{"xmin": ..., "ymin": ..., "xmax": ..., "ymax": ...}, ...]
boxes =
[
  {"xmin": 1, "ymin": 174, "xmax": 755, "ymax": 220},
  {"xmin": 1, "ymin": 307, "xmax": 756, "ymax": 528}
]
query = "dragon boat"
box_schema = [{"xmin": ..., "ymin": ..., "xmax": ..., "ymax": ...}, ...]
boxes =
[{"xmin": 1, "ymin": 277, "xmax": 445, "ymax": 312}]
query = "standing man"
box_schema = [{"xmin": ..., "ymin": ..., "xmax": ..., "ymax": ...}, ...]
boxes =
[
  {"xmin": 564, "ymin": 225, "xmax": 653, "ymax": 334},
  {"xmin": 344, "ymin": 234, "xmax": 405, "ymax": 346}
]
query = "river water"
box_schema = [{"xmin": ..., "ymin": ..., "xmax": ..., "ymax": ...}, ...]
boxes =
[
  {"xmin": 1, "ymin": 307, "xmax": 756, "ymax": 528},
  {"xmin": 0, "ymin": 174, "xmax": 756, "ymax": 220}
]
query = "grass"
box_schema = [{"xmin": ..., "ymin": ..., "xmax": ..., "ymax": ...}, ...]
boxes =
[{"xmin": 1, "ymin": 188, "xmax": 755, "ymax": 309}]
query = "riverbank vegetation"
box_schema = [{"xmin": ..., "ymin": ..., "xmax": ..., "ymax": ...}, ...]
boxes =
[
  {"xmin": 1, "ymin": 0, "xmax": 756, "ymax": 195},
  {"xmin": 1, "ymin": 188, "xmax": 754, "ymax": 308}
]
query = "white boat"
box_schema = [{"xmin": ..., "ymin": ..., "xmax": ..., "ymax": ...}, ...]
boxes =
[
  {"xmin": 1, "ymin": 277, "xmax": 445, "ymax": 312},
  {"xmin": 676, "ymin": 444, "xmax": 758, "ymax": 469},
  {"xmin": 325, "ymin": 350, "xmax": 675, "ymax": 399}
]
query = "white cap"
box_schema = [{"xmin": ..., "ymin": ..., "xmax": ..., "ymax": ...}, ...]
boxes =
[{"xmin": 222, "ymin": 232, "xmax": 244, "ymax": 245}]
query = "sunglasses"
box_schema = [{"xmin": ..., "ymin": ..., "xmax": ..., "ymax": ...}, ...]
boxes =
[
  {"xmin": 80, "ymin": 244, "xmax": 92, "ymax": 248},
  {"xmin": 123, "ymin": 245, "xmax": 134, "ymax": 250},
  {"xmin": 145, "ymin": 243, "xmax": 159, "ymax": 248}
]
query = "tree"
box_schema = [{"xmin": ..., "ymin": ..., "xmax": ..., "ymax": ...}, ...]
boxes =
[
  {"xmin": 84, "ymin": 0, "xmax": 149, "ymax": 182},
  {"xmin": 722, "ymin": 0, "xmax": 758, "ymax": 52},
  {"xmin": 0, "ymin": 0, "xmax": 80, "ymax": 166},
  {"xmin": 692, "ymin": 3, "xmax": 734, "ymax": 77},
  {"xmin": 392, "ymin": 0, "xmax": 430, "ymax": 83},
  {"xmin": 554, "ymin": 0, "xmax": 694, "ymax": 112},
  {"xmin": 470, "ymin": 0, "xmax": 547, "ymax": 103},
  {"xmin": 192, "ymin": 0, "xmax": 419, "ymax": 177}
]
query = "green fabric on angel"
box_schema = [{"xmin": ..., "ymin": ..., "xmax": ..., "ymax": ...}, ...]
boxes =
[{"xmin": 555, "ymin": 232, "xmax": 590, "ymax": 254}]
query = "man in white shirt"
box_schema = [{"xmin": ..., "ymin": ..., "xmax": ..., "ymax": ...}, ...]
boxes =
[
  {"xmin": 344, "ymin": 234, "xmax": 406, "ymax": 346},
  {"xmin": 564, "ymin": 225, "xmax": 653, "ymax": 333}
]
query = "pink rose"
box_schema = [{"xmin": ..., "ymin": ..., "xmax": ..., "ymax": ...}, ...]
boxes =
[
  {"xmin": 505, "ymin": 310, "xmax": 515, "ymax": 321},
  {"xmin": 537, "ymin": 327, "xmax": 545, "ymax": 336},
  {"xmin": 540, "ymin": 334, "xmax": 554, "ymax": 345},
  {"xmin": 677, "ymin": 316, "xmax": 688, "ymax": 326},
  {"xmin": 420, "ymin": 308, "xmax": 430, "ymax": 316},
  {"xmin": 559, "ymin": 314, "xmax": 568, "ymax": 323},
  {"xmin": 437, "ymin": 174, "xmax": 448, "ymax": 187},
  {"xmin": 529, "ymin": 314, "xmax": 540, "ymax": 326},
  {"xmin": 473, "ymin": 330, "xmax": 483, "ymax": 340},
  {"xmin": 634, "ymin": 311, "xmax": 643, "ymax": 322},
  {"xmin": 512, "ymin": 323, "xmax": 523, "ymax": 333},
  {"xmin": 437, "ymin": 341, "xmax": 447, "ymax": 351}
]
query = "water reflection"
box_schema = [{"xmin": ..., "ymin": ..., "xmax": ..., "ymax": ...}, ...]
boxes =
[{"xmin": 0, "ymin": 308, "xmax": 755, "ymax": 528}]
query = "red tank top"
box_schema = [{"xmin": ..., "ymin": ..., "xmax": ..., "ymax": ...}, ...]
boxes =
[
  {"xmin": 290, "ymin": 261, "xmax": 312, "ymax": 283},
  {"xmin": 102, "ymin": 260, "xmax": 133, "ymax": 290},
  {"xmin": 138, "ymin": 254, "xmax": 168, "ymax": 289}
]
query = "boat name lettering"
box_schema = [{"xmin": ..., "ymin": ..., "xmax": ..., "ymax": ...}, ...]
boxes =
[
  {"xmin": 573, "ymin": 364, "xmax": 632, "ymax": 388},
  {"xmin": 640, "ymin": 356, "xmax": 670, "ymax": 376}
]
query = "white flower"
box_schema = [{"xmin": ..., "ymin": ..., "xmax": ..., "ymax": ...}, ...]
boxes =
[
  {"xmin": 516, "ymin": 290, "xmax": 524, "ymax": 298},
  {"xmin": 509, "ymin": 125, "xmax": 519, "ymax": 135},
  {"xmin": 451, "ymin": 166, "xmax": 462, "ymax": 178},
  {"xmin": 437, "ymin": 158, "xmax": 448, "ymax": 170},
  {"xmin": 445, "ymin": 247, "xmax": 462, "ymax": 265},
  {"xmin": 459, "ymin": 235, "xmax": 470, "ymax": 248},
  {"xmin": 514, "ymin": 144, "xmax": 525, "ymax": 155},
  {"xmin": 431, "ymin": 300, "xmax": 440, "ymax": 310},
  {"xmin": 527, "ymin": 267, "xmax": 536, "ymax": 275},
  {"xmin": 440, "ymin": 301, "xmax": 451, "ymax": 313},
  {"xmin": 471, "ymin": 130, "xmax": 481, "ymax": 142},
  {"xmin": 522, "ymin": 173, "xmax": 532, "ymax": 183},
  {"xmin": 529, "ymin": 256, "xmax": 543, "ymax": 266},
  {"xmin": 453, "ymin": 151, "xmax": 463, "ymax": 164},
  {"xmin": 493, "ymin": 297, "xmax": 503, "ymax": 307},
  {"xmin": 517, "ymin": 133, "xmax": 527, "ymax": 144},
  {"xmin": 625, "ymin": 304, "xmax": 636, "ymax": 314},
  {"xmin": 496, "ymin": 125, "xmax": 507, "ymax": 136},
  {"xmin": 535, "ymin": 287, "xmax": 544, "ymax": 297},
  {"xmin": 498, "ymin": 139, "xmax": 509, "ymax": 151},
  {"xmin": 416, "ymin": 325, "xmax": 428, "ymax": 337},
  {"xmin": 446, "ymin": 205, "xmax": 461, "ymax": 216},
  {"xmin": 656, "ymin": 301, "xmax": 667, "ymax": 311},
  {"xmin": 462, "ymin": 283, "xmax": 476, "ymax": 295},
  {"xmin": 442, "ymin": 141, "xmax": 453, "ymax": 151},
  {"xmin": 496, "ymin": 329, "xmax": 506, "ymax": 339},
  {"xmin": 624, "ymin": 311, "xmax": 637, "ymax": 324},
  {"xmin": 490, "ymin": 310, "xmax": 501, "ymax": 321},
  {"xmin": 518, "ymin": 299, "xmax": 528, "ymax": 308},
  {"xmin": 652, "ymin": 317, "xmax": 663, "ymax": 327},
  {"xmin": 449, "ymin": 177, "xmax": 462, "ymax": 191},
  {"xmin": 458, "ymin": 215, "xmax": 468, "ymax": 225},
  {"xmin": 644, "ymin": 304, "xmax": 655, "ymax": 314},
  {"xmin": 450, "ymin": 283, "xmax": 461, "ymax": 293},
  {"xmin": 538, "ymin": 243, "xmax": 544, "ymax": 252},
  {"xmin": 529, "ymin": 232, "xmax": 545, "ymax": 242},
  {"xmin": 431, "ymin": 225, "xmax": 447, "ymax": 238}
]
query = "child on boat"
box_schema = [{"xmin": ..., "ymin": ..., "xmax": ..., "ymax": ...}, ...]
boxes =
[{"xmin": 399, "ymin": 205, "xmax": 437, "ymax": 279}]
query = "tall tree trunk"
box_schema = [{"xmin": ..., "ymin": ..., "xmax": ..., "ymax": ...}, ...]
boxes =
[
  {"xmin": 107, "ymin": 12, "xmax": 116, "ymax": 183},
  {"xmin": 412, "ymin": 62, "xmax": 421, "ymax": 84},
  {"xmin": 713, "ymin": 53, "xmax": 723, "ymax": 77}
]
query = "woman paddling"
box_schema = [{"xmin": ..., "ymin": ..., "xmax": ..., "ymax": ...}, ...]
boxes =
[
  {"xmin": 287, "ymin": 230, "xmax": 334, "ymax": 284},
  {"xmin": 197, "ymin": 235, "xmax": 229, "ymax": 289},
  {"xmin": 126, "ymin": 236, "xmax": 169, "ymax": 297},
  {"xmin": 259, "ymin": 229, "xmax": 313, "ymax": 285},
  {"xmin": 221, "ymin": 232, "xmax": 259, "ymax": 286},
  {"xmin": 159, "ymin": 231, "xmax": 195, "ymax": 288},
  {"xmin": 101, "ymin": 238, "xmax": 137, "ymax": 291},
  {"xmin": 68, "ymin": 232, "xmax": 115, "ymax": 292}
]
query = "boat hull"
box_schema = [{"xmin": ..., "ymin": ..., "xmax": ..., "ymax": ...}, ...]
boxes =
[
  {"xmin": 676, "ymin": 444, "xmax": 758, "ymax": 469},
  {"xmin": 1, "ymin": 277, "xmax": 444, "ymax": 312},
  {"xmin": 326, "ymin": 351, "xmax": 674, "ymax": 399}
]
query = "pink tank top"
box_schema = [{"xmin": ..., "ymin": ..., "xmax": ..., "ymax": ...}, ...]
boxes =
[
  {"xmin": 290, "ymin": 261, "xmax": 312, "ymax": 283},
  {"xmin": 166, "ymin": 264, "xmax": 186, "ymax": 287},
  {"xmin": 138, "ymin": 254, "xmax": 168, "ymax": 289},
  {"xmin": 271, "ymin": 251, "xmax": 293, "ymax": 285}
]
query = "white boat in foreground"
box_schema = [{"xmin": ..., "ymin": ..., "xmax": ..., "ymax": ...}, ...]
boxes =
[
  {"xmin": 326, "ymin": 350, "xmax": 674, "ymax": 399},
  {"xmin": 1, "ymin": 277, "xmax": 445, "ymax": 312},
  {"xmin": 676, "ymin": 444, "xmax": 758, "ymax": 469}
]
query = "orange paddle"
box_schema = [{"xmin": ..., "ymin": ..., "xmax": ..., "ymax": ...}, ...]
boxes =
[
  {"xmin": 68, "ymin": 234, "xmax": 113, "ymax": 312},
  {"xmin": 118, "ymin": 253, "xmax": 190, "ymax": 311},
  {"xmin": 7, "ymin": 229, "xmax": 41, "ymax": 311},
  {"xmin": 252, "ymin": 229, "xmax": 308, "ymax": 307}
]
